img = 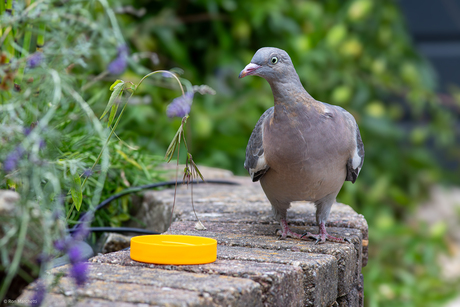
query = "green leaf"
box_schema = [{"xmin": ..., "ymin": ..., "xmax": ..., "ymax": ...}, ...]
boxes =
[
  {"xmin": 189, "ymin": 154, "xmax": 205, "ymax": 181},
  {"xmin": 107, "ymin": 103, "xmax": 118, "ymax": 128},
  {"xmin": 116, "ymin": 149, "xmax": 143, "ymax": 170},
  {"xmin": 109, "ymin": 79, "xmax": 123, "ymax": 91},
  {"xmin": 165, "ymin": 125, "xmax": 183, "ymax": 162},
  {"xmin": 70, "ymin": 173, "xmax": 83, "ymax": 211},
  {"xmin": 101, "ymin": 81, "xmax": 124, "ymax": 119}
]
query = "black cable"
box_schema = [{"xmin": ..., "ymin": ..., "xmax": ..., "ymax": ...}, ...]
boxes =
[
  {"xmin": 71, "ymin": 179, "xmax": 240, "ymax": 232},
  {"xmin": 68, "ymin": 227, "xmax": 161, "ymax": 235}
]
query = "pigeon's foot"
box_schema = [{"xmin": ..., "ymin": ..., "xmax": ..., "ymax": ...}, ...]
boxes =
[
  {"xmin": 301, "ymin": 223, "xmax": 351, "ymax": 244},
  {"xmin": 276, "ymin": 219, "xmax": 304, "ymax": 240}
]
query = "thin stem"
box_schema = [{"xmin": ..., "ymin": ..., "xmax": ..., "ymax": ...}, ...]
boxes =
[
  {"xmin": 190, "ymin": 167, "xmax": 200, "ymax": 223},
  {"xmin": 168, "ymin": 134, "xmax": 181, "ymax": 230},
  {"xmin": 137, "ymin": 70, "xmax": 185, "ymax": 96},
  {"xmin": 92, "ymin": 69, "xmax": 184, "ymax": 173},
  {"xmin": 81, "ymin": 71, "xmax": 109, "ymax": 91},
  {"xmin": 181, "ymin": 116, "xmax": 189, "ymax": 152},
  {"xmin": 98, "ymin": 0, "xmax": 124, "ymax": 44},
  {"xmin": 82, "ymin": 89, "xmax": 131, "ymax": 183}
]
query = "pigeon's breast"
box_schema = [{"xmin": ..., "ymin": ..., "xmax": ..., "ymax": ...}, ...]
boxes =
[{"xmin": 261, "ymin": 104, "xmax": 351, "ymax": 202}]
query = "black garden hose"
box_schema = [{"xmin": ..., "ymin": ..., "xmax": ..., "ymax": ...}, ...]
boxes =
[
  {"xmin": 70, "ymin": 179, "xmax": 240, "ymax": 234},
  {"xmin": 53, "ymin": 179, "xmax": 240, "ymax": 267}
]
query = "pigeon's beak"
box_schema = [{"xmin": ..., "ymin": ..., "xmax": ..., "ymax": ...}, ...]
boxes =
[{"xmin": 239, "ymin": 63, "xmax": 261, "ymax": 78}]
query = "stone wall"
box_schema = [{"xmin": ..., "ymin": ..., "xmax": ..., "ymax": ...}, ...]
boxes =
[{"xmin": 17, "ymin": 173, "xmax": 368, "ymax": 306}]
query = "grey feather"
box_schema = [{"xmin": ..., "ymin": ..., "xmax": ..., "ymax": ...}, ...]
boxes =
[
  {"xmin": 321, "ymin": 102, "xmax": 365, "ymax": 183},
  {"xmin": 346, "ymin": 125, "xmax": 365, "ymax": 183},
  {"xmin": 244, "ymin": 107, "xmax": 274, "ymax": 182}
]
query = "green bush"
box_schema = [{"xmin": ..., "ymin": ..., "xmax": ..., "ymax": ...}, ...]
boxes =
[{"xmin": 0, "ymin": 0, "xmax": 193, "ymax": 299}]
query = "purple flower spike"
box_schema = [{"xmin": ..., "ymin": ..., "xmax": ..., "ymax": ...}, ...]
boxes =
[
  {"xmin": 82, "ymin": 169, "xmax": 93, "ymax": 178},
  {"xmin": 30, "ymin": 280, "xmax": 46, "ymax": 307},
  {"xmin": 166, "ymin": 92, "xmax": 194, "ymax": 118},
  {"xmin": 108, "ymin": 45, "xmax": 128, "ymax": 75},
  {"xmin": 39, "ymin": 139, "xmax": 46, "ymax": 149},
  {"xmin": 53, "ymin": 238, "xmax": 70, "ymax": 252},
  {"xmin": 70, "ymin": 262, "xmax": 88, "ymax": 287},
  {"xmin": 27, "ymin": 52, "xmax": 43, "ymax": 69},
  {"xmin": 3, "ymin": 146, "xmax": 25, "ymax": 173},
  {"xmin": 73, "ymin": 214, "xmax": 91, "ymax": 241},
  {"xmin": 24, "ymin": 127, "xmax": 33, "ymax": 136},
  {"xmin": 68, "ymin": 245, "xmax": 82, "ymax": 265}
]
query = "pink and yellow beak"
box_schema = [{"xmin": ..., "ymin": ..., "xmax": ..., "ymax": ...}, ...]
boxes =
[{"xmin": 239, "ymin": 63, "xmax": 261, "ymax": 78}]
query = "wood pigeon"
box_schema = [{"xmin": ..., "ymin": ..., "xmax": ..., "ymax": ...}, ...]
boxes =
[{"xmin": 240, "ymin": 47, "xmax": 364, "ymax": 244}]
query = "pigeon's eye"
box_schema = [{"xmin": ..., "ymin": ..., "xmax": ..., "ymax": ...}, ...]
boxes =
[{"xmin": 271, "ymin": 56, "xmax": 278, "ymax": 64}]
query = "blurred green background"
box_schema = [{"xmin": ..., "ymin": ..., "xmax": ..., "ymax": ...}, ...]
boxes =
[{"xmin": 1, "ymin": 0, "xmax": 460, "ymax": 305}]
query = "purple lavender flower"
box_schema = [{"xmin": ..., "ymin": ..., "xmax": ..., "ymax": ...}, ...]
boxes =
[
  {"xmin": 69, "ymin": 262, "xmax": 88, "ymax": 287},
  {"xmin": 53, "ymin": 237, "xmax": 71, "ymax": 252},
  {"xmin": 27, "ymin": 52, "xmax": 43, "ymax": 69},
  {"xmin": 82, "ymin": 169, "xmax": 93, "ymax": 178},
  {"xmin": 38, "ymin": 139, "xmax": 46, "ymax": 149},
  {"xmin": 73, "ymin": 214, "xmax": 91, "ymax": 241},
  {"xmin": 108, "ymin": 45, "xmax": 128, "ymax": 75},
  {"xmin": 166, "ymin": 92, "xmax": 194, "ymax": 118},
  {"xmin": 24, "ymin": 127, "xmax": 33, "ymax": 136},
  {"xmin": 30, "ymin": 280, "xmax": 46, "ymax": 307},
  {"xmin": 54, "ymin": 238, "xmax": 90, "ymax": 287},
  {"xmin": 68, "ymin": 245, "xmax": 82, "ymax": 265},
  {"xmin": 23, "ymin": 125, "xmax": 46, "ymax": 150},
  {"xmin": 3, "ymin": 146, "xmax": 25, "ymax": 173}
]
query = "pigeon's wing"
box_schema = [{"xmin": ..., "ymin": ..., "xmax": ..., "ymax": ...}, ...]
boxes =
[
  {"xmin": 244, "ymin": 107, "xmax": 274, "ymax": 182},
  {"xmin": 322, "ymin": 102, "xmax": 364, "ymax": 184},
  {"xmin": 343, "ymin": 112, "xmax": 364, "ymax": 183}
]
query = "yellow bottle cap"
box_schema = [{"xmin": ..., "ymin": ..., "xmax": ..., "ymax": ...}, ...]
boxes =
[{"xmin": 130, "ymin": 235, "xmax": 217, "ymax": 265}]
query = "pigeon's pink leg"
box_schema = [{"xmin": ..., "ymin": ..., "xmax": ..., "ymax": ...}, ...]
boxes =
[
  {"xmin": 277, "ymin": 219, "xmax": 303, "ymax": 240},
  {"xmin": 301, "ymin": 222, "xmax": 350, "ymax": 244}
]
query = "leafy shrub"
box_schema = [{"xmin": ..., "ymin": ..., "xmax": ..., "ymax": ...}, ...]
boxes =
[{"xmin": 0, "ymin": 0, "xmax": 196, "ymax": 299}]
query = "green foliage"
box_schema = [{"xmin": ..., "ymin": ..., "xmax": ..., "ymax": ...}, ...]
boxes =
[
  {"xmin": 0, "ymin": 0, "xmax": 185, "ymax": 298},
  {"xmin": 0, "ymin": 0, "xmax": 117, "ymax": 297},
  {"xmin": 367, "ymin": 215, "xmax": 460, "ymax": 307}
]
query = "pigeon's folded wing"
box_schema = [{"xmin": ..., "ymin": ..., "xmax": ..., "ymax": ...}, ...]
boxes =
[{"xmin": 244, "ymin": 107, "xmax": 274, "ymax": 182}]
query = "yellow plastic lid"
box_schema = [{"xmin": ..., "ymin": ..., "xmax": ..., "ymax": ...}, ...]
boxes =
[{"xmin": 130, "ymin": 235, "xmax": 217, "ymax": 265}]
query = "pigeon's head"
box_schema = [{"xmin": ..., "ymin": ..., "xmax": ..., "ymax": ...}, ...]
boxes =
[{"xmin": 239, "ymin": 47, "xmax": 295, "ymax": 81}]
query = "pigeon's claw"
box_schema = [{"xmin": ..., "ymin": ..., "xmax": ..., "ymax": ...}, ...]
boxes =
[
  {"xmin": 302, "ymin": 223, "xmax": 350, "ymax": 244},
  {"xmin": 277, "ymin": 219, "xmax": 304, "ymax": 240},
  {"xmin": 301, "ymin": 232, "xmax": 327, "ymax": 244}
]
